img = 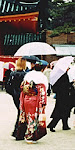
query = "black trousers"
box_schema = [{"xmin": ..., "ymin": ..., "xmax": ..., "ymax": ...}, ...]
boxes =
[
  {"xmin": 12, "ymin": 96, "xmax": 20, "ymax": 133},
  {"xmin": 14, "ymin": 109, "xmax": 20, "ymax": 131},
  {"xmin": 48, "ymin": 117, "xmax": 69, "ymax": 129}
]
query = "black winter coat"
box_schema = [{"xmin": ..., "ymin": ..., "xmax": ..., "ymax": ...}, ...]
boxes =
[
  {"xmin": 51, "ymin": 72, "xmax": 73, "ymax": 119},
  {"xmin": 6, "ymin": 70, "xmax": 26, "ymax": 109}
]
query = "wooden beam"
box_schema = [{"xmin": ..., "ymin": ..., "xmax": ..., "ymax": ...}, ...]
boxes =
[{"xmin": 0, "ymin": 11, "xmax": 39, "ymax": 22}]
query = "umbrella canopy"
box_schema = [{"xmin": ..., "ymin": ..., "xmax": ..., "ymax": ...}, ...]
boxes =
[
  {"xmin": 14, "ymin": 42, "xmax": 56, "ymax": 56},
  {"xmin": 67, "ymin": 65, "xmax": 75, "ymax": 82},
  {"xmin": 3, "ymin": 62, "xmax": 16, "ymax": 69},
  {"xmin": 50, "ymin": 56, "xmax": 74, "ymax": 86},
  {"xmin": 24, "ymin": 70, "xmax": 48, "ymax": 91},
  {"xmin": 22, "ymin": 55, "xmax": 40, "ymax": 63}
]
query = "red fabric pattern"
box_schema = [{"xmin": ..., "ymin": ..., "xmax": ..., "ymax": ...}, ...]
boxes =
[{"xmin": 19, "ymin": 83, "xmax": 47, "ymax": 141}]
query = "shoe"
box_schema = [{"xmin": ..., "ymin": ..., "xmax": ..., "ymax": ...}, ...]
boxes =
[
  {"xmin": 11, "ymin": 131, "xmax": 16, "ymax": 138},
  {"xmin": 50, "ymin": 128, "xmax": 55, "ymax": 132},
  {"xmin": 63, "ymin": 127, "xmax": 71, "ymax": 130},
  {"xmin": 16, "ymin": 137, "xmax": 24, "ymax": 141},
  {"xmin": 25, "ymin": 138, "xmax": 37, "ymax": 144},
  {"xmin": 32, "ymin": 141, "xmax": 37, "ymax": 144},
  {"xmin": 25, "ymin": 138, "xmax": 33, "ymax": 144}
]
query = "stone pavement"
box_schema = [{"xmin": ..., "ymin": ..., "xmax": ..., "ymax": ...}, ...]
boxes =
[{"xmin": 0, "ymin": 90, "xmax": 75, "ymax": 150}]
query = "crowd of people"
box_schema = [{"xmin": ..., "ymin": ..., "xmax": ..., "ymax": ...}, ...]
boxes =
[{"xmin": 4, "ymin": 56, "xmax": 75, "ymax": 144}]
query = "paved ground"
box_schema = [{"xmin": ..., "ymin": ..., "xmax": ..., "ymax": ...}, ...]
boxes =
[{"xmin": 0, "ymin": 90, "xmax": 75, "ymax": 150}]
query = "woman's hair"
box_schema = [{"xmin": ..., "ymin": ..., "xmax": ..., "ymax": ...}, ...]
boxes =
[
  {"xmin": 16, "ymin": 57, "xmax": 26, "ymax": 70},
  {"xmin": 34, "ymin": 64, "xmax": 46, "ymax": 71}
]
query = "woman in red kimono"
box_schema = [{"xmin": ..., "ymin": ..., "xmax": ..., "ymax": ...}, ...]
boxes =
[{"xmin": 16, "ymin": 80, "xmax": 47, "ymax": 143}]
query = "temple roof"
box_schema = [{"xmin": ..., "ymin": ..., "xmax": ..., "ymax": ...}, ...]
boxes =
[
  {"xmin": 0, "ymin": 0, "xmax": 40, "ymax": 16},
  {"xmin": 0, "ymin": 11, "xmax": 39, "ymax": 33}
]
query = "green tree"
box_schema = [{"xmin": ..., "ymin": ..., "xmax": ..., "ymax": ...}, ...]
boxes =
[{"xmin": 45, "ymin": 1, "xmax": 75, "ymax": 36}]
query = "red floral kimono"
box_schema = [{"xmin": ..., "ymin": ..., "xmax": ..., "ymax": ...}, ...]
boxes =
[{"xmin": 17, "ymin": 83, "xmax": 47, "ymax": 141}]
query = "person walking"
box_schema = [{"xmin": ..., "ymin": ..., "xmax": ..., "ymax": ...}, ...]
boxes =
[
  {"xmin": 47, "ymin": 72, "xmax": 71, "ymax": 132},
  {"xmin": 16, "ymin": 64, "xmax": 48, "ymax": 143},
  {"xmin": 5, "ymin": 57, "xmax": 26, "ymax": 137}
]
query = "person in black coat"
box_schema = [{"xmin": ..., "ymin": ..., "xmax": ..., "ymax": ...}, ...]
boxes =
[
  {"xmin": 47, "ymin": 72, "xmax": 72, "ymax": 132},
  {"xmin": 3, "ymin": 69, "xmax": 12, "ymax": 89},
  {"xmin": 5, "ymin": 57, "xmax": 26, "ymax": 138}
]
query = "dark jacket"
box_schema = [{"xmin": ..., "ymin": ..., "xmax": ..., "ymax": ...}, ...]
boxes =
[
  {"xmin": 51, "ymin": 72, "xmax": 72, "ymax": 119},
  {"xmin": 3, "ymin": 69, "xmax": 12, "ymax": 88},
  {"xmin": 5, "ymin": 70, "xmax": 26, "ymax": 109}
]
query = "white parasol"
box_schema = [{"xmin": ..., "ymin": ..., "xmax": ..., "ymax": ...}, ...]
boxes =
[
  {"xmin": 50, "ymin": 56, "xmax": 74, "ymax": 86},
  {"xmin": 14, "ymin": 42, "xmax": 56, "ymax": 56}
]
